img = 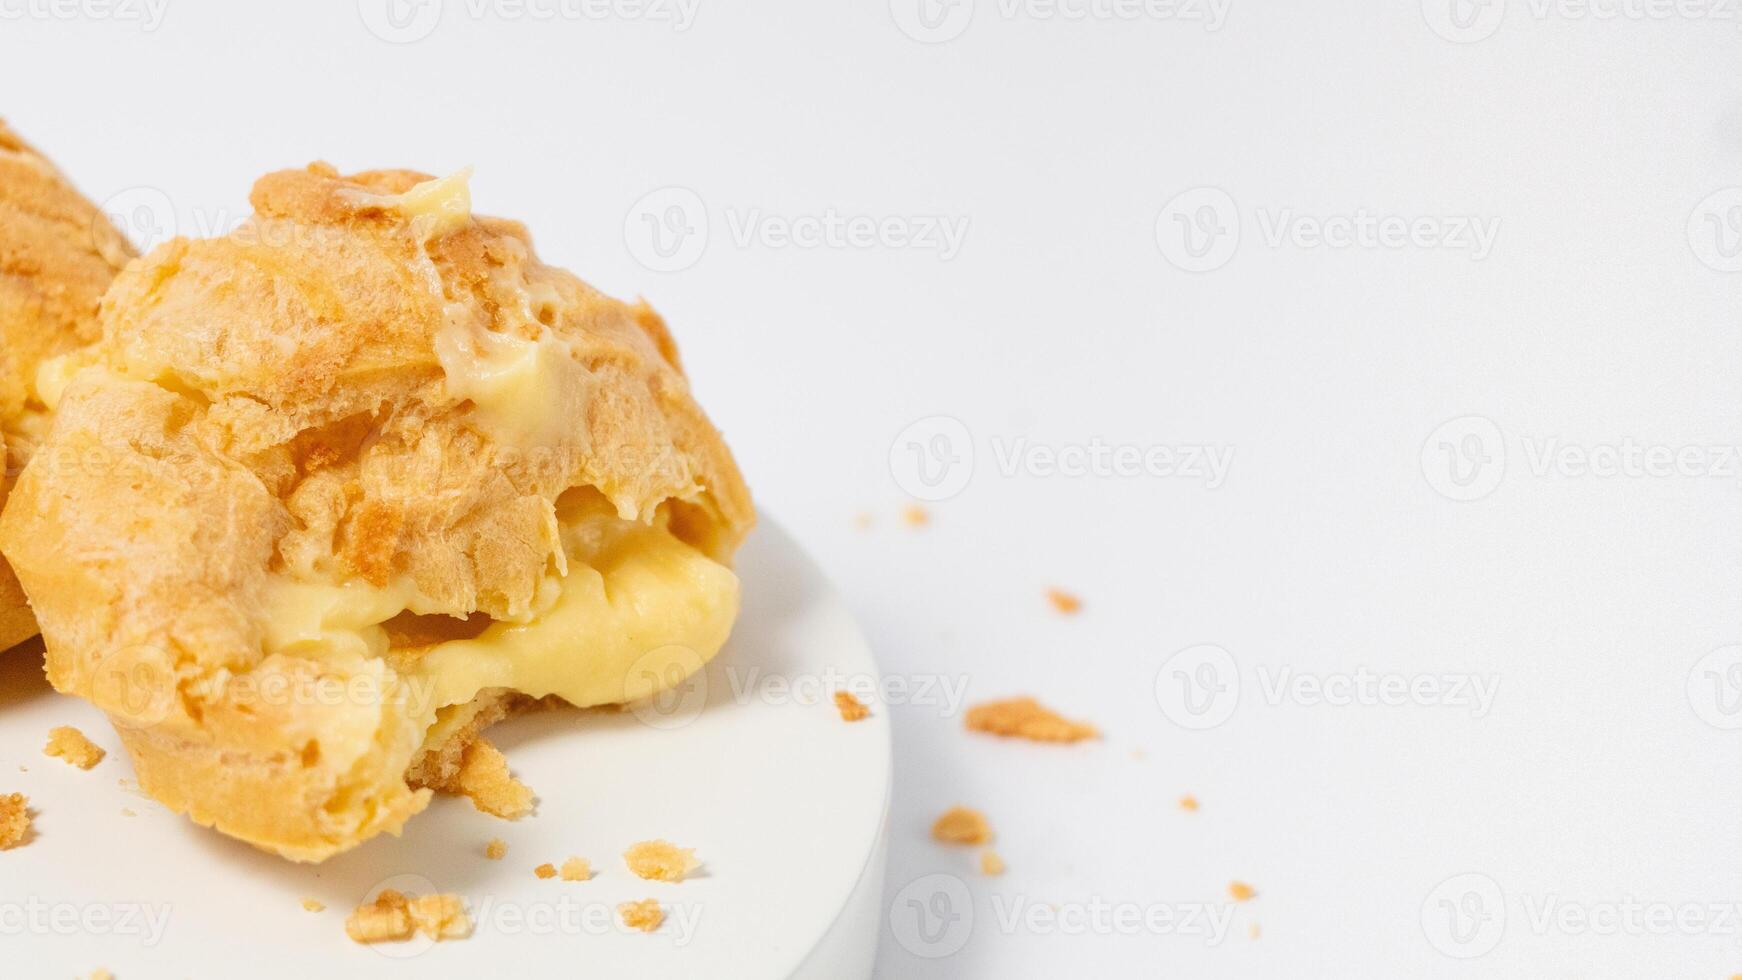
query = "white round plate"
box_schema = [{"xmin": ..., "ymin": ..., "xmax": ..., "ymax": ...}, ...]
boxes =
[{"xmin": 0, "ymin": 520, "xmax": 890, "ymax": 979}]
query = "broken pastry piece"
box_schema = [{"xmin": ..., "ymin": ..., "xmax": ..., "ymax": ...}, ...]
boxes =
[
  {"xmin": 964, "ymin": 697, "xmax": 1099, "ymax": 743},
  {"xmin": 0, "ymin": 792, "xmax": 29, "ymax": 848},
  {"xmin": 345, "ymin": 889, "xmax": 471, "ymax": 944},
  {"xmin": 624, "ymin": 839, "xmax": 700, "ymax": 882},
  {"xmin": 619, "ymin": 899, "xmax": 664, "ymax": 933},
  {"xmin": 0, "ymin": 163, "xmax": 753, "ymax": 861},
  {"xmin": 0, "ymin": 121, "xmax": 134, "ymax": 651},
  {"xmin": 931, "ymin": 806, "xmax": 992, "ymax": 845},
  {"xmin": 43, "ymin": 725, "xmax": 104, "ymax": 769}
]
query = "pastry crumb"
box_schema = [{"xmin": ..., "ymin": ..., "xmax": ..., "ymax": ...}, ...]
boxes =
[
  {"xmin": 301, "ymin": 898, "xmax": 325, "ymax": 912},
  {"xmin": 1229, "ymin": 881, "xmax": 1257, "ymax": 902},
  {"xmin": 451, "ymin": 739, "xmax": 533, "ymax": 819},
  {"xmin": 407, "ymin": 893, "xmax": 472, "ymax": 940},
  {"xmin": 44, "ymin": 726, "xmax": 104, "ymax": 769},
  {"xmin": 853, "ymin": 512, "xmax": 873, "ymax": 529},
  {"xmin": 560, "ymin": 857, "xmax": 592, "ymax": 881},
  {"xmin": 965, "ymin": 697, "xmax": 1099, "ymax": 743},
  {"xmin": 0, "ymin": 793, "xmax": 30, "ymax": 849},
  {"xmin": 1248, "ymin": 921, "xmax": 1261, "ymax": 939},
  {"xmin": 1179, "ymin": 795, "xmax": 1199, "ymax": 812},
  {"xmin": 485, "ymin": 838, "xmax": 507, "ymax": 860},
  {"xmin": 89, "ymin": 971, "xmax": 112, "ymax": 980},
  {"xmin": 346, "ymin": 889, "xmax": 470, "ymax": 943},
  {"xmin": 834, "ymin": 690, "xmax": 871, "ymax": 722},
  {"xmin": 1045, "ymin": 588, "xmax": 1082, "ymax": 614},
  {"xmin": 619, "ymin": 898, "xmax": 664, "ymax": 932},
  {"xmin": 902, "ymin": 503, "xmax": 930, "ymax": 527},
  {"xmin": 979, "ymin": 849, "xmax": 1006, "ymax": 876},
  {"xmin": 625, "ymin": 840, "xmax": 700, "ymax": 882},
  {"xmin": 120, "ymin": 807, "xmax": 137, "ymax": 818},
  {"xmin": 346, "ymin": 890, "xmax": 413, "ymax": 943},
  {"xmin": 931, "ymin": 806, "xmax": 992, "ymax": 845},
  {"xmin": 534, "ymin": 863, "xmax": 557, "ymax": 879}
]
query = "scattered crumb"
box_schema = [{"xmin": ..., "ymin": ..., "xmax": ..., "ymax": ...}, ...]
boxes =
[
  {"xmin": 1179, "ymin": 795, "xmax": 1199, "ymax": 812},
  {"xmin": 89, "ymin": 971, "xmax": 112, "ymax": 980},
  {"xmin": 1249, "ymin": 921, "xmax": 1261, "ymax": 939},
  {"xmin": 1130, "ymin": 748, "xmax": 1146, "ymax": 761},
  {"xmin": 560, "ymin": 857, "xmax": 592, "ymax": 881},
  {"xmin": 346, "ymin": 890, "xmax": 470, "ymax": 943},
  {"xmin": 534, "ymin": 863, "xmax": 557, "ymax": 880},
  {"xmin": 979, "ymin": 849, "xmax": 1006, "ymax": 876},
  {"xmin": 853, "ymin": 512, "xmax": 873, "ymax": 529},
  {"xmin": 485, "ymin": 838, "xmax": 507, "ymax": 860},
  {"xmin": 407, "ymin": 893, "xmax": 473, "ymax": 940},
  {"xmin": 301, "ymin": 898, "xmax": 325, "ymax": 913},
  {"xmin": 1045, "ymin": 588, "xmax": 1082, "ymax": 614},
  {"xmin": 625, "ymin": 840, "xmax": 700, "ymax": 882},
  {"xmin": 345, "ymin": 890, "xmax": 413, "ymax": 944},
  {"xmin": 120, "ymin": 808, "xmax": 137, "ymax": 818},
  {"xmin": 449, "ymin": 739, "xmax": 533, "ymax": 819},
  {"xmin": 0, "ymin": 793, "xmax": 30, "ymax": 849},
  {"xmin": 902, "ymin": 503, "xmax": 930, "ymax": 527},
  {"xmin": 44, "ymin": 726, "xmax": 104, "ymax": 769},
  {"xmin": 965, "ymin": 697, "xmax": 1099, "ymax": 743},
  {"xmin": 834, "ymin": 690, "xmax": 871, "ymax": 722},
  {"xmin": 1229, "ymin": 881, "xmax": 1257, "ymax": 902},
  {"xmin": 619, "ymin": 899, "xmax": 664, "ymax": 933},
  {"xmin": 931, "ymin": 806, "xmax": 992, "ymax": 845}
]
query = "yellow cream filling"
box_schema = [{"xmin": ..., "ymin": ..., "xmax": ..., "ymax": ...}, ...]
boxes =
[
  {"xmin": 433, "ymin": 320, "xmax": 593, "ymax": 448},
  {"xmin": 260, "ymin": 500, "xmax": 739, "ymax": 737}
]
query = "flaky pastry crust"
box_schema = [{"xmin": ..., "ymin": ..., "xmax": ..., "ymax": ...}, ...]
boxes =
[
  {"xmin": 0, "ymin": 163, "xmax": 752, "ymax": 860},
  {"xmin": 0, "ymin": 120, "xmax": 133, "ymax": 650}
]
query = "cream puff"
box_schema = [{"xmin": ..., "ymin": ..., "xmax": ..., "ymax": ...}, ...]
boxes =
[
  {"xmin": 0, "ymin": 120, "xmax": 134, "ymax": 650},
  {"xmin": 0, "ymin": 163, "xmax": 753, "ymax": 860}
]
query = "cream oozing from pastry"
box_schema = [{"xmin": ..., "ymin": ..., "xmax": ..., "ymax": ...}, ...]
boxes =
[
  {"xmin": 260, "ymin": 173, "xmax": 738, "ymax": 750},
  {"xmin": 260, "ymin": 494, "xmax": 738, "ymax": 739}
]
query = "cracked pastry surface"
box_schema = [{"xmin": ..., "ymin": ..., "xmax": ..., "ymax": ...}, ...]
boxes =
[
  {"xmin": 0, "ymin": 120, "xmax": 133, "ymax": 651},
  {"xmin": 0, "ymin": 162, "xmax": 753, "ymax": 861}
]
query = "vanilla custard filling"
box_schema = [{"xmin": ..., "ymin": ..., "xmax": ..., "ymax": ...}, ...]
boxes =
[{"xmin": 260, "ymin": 498, "xmax": 739, "ymax": 737}]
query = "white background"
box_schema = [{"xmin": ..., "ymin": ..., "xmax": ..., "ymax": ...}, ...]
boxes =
[{"xmin": 5, "ymin": 0, "xmax": 1742, "ymax": 976}]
